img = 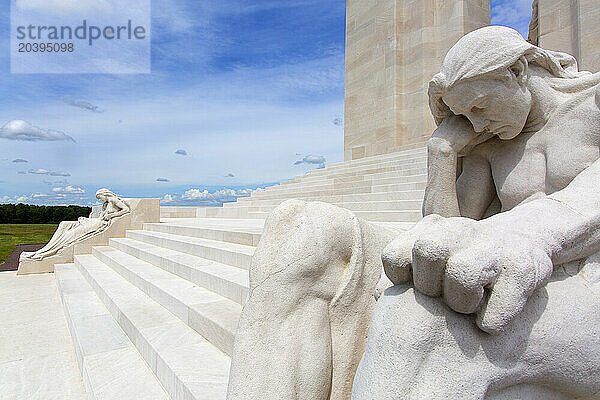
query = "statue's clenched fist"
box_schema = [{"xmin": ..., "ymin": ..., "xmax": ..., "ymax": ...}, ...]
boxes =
[{"xmin": 382, "ymin": 214, "xmax": 554, "ymax": 334}]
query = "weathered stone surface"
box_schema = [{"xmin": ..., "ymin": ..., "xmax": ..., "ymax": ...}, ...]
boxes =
[
  {"xmin": 354, "ymin": 278, "xmax": 600, "ymax": 399},
  {"xmin": 227, "ymin": 199, "xmax": 395, "ymax": 400},
  {"xmin": 354, "ymin": 25, "xmax": 600, "ymax": 398}
]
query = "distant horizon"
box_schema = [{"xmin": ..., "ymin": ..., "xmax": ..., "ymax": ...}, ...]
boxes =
[{"xmin": 0, "ymin": 0, "xmax": 532, "ymax": 207}]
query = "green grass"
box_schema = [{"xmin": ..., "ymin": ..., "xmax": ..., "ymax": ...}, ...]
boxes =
[{"xmin": 0, "ymin": 224, "xmax": 58, "ymax": 263}]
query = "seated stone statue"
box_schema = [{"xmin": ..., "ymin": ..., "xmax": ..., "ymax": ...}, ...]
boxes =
[
  {"xmin": 20, "ymin": 188, "xmax": 130, "ymax": 262},
  {"xmin": 228, "ymin": 26, "xmax": 600, "ymax": 400},
  {"xmin": 354, "ymin": 26, "xmax": 600, "ymax": 399}
]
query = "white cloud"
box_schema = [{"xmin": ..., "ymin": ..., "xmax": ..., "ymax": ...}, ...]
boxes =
[
  {"xmin": 175, "ymin": 149, "xmax": 188, "ymax": 156},
  {"xmin": 52, "ymin": 185, "xmax": 85, "ymax": 194},
  {"xmin": 63, "ymin": 96, "xmax": 104, "ymax": 113},
  {"xmin": 12, "ymin": 158, "xmax": 28, "ymax": 163},
  {"xmin": 156, "ymin": 178, "xmax": 170, "ymax": 182},
  {"xmin": 0, "ymin": 120, "xmax": 75, "ymax": 142},
  {"xmin": 182, "ymin": 188, "xmax": 253, "ymax": 203},
  {"xmin": 162, "ymin": 194, "xmax": 174, "ymax": 203},
  {"xmin": 15, "ymin": 0, "xmax": 112, "ymax": 17},
  {"xmin": 29, "ymin": 168, "xmax": 49, "ymax": 175},
  {"xmin": 294, "ymin": 154, "xmax": 326, "ymax": 169},
  {"xmin": 1, "ymin": 195, "xmax": 31, "ymax": 204},
  {"xmin": 31, "ymin": 193, "xmax": 50, "ymax": 198},
  {"xmin": 49, "ymin": 171, "xmax": 71, "ymax": 177}
]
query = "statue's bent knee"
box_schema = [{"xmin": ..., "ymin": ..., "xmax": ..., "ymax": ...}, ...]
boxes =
[{"xmin": 229, "ymin": 199, "xmax": 394, "ymax": 400}]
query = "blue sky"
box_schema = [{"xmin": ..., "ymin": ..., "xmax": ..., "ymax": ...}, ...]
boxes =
[{"xmin": 0, "ymin": 0, "xmax": 533, "ymax": 207}]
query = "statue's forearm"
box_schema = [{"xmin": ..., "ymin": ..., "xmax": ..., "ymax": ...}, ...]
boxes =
[
  {"xmin": 423, "ymin": 143, "xmax": 461, "ymax": 217},
  {"xmin": 105, "ymin": 209, "xmax": 128, "ymax": 219},
  {"xmin": 483, "ymin": 159, "xmax": 600, "ymax": 265},
  {"xmin": 546, "ymin": 159, "xmax": 600, "ymax": 264}
]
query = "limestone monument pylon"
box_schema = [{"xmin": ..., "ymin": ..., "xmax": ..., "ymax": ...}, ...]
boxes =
[
  {"xmin": 344, "ymin": 0, "xmax": 491, "ymax": 160},
  {"xmin": 529, "ymin": 0, "xmax": 600, "ymax": 74}
]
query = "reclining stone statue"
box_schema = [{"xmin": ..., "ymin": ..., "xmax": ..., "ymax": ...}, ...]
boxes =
[
  {"xmin": 20, "ymin": 189, "xmax": 130, "ymax": 262},
  {"xmin": 18, "ymin": 189, "xmax": 133, "ymax": 274},
  {"xmin": 228, "ymin": 25, "xmax": 600, "ymax": 400}
]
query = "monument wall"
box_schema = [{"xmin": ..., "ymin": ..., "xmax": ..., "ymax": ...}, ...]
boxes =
[
  {"xmin": 344, "ymin": 0, "xmax": 490, "ymax": 161},
  {"xmin": 534, "ymin": 0, "xmax": 600, "ymax": 73}
]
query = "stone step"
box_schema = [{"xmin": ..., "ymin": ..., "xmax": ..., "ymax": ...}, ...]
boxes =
[
  {"xmin": 192, "ymin": 206, "xmax": 424, "ymax": 222},
  {"xmin": 73, "ymin": 254, "xmax": 231, "ymax": 400},
  {"xmin": 157, "ymin": 216, "xmax": 416, "ymax": 234},
  {"xmin": 372, "ymin": 181, "xmax": 428, "ymax": 192},
  {"xmin": 247, "ymin": 185, "xmax": 375, "ymax": 200},
  {"xmin": 274, "ymin": 166, "xmax": 427, "ymax": 187},
  {"xmin": 295, "ymin": 157, "xmax": 428, "ymax": 183},
  {"xmin": 235, "ymin": 190, "xmax": 425, "ymax": 206},
  {"xmin": 263, "ymin": 180, "xmax": 375, "ymax": 194},
  {"xmin": 144, "ymin": 221, "xmax": 262, "ymax": 247},
  {"xmin": 194, "ymin": 207, "xmax": 267, "ymax": 219},
  {"xmin": 55, "ymin": 263, "xmax": 170, "ymax": 400},
  {"xmin": 110, "ymin": 237, "xmax": 249, "ymax": 305},
  {"xmin": 159, "ymin": 217, "xmax": 265, "ymax": 230},
  {"xmin": 126, "ymin": 229, "xmax": 255, "ymax": 269},
  {"xmin": 249, "ymin": 181, "xmax": 427, "ymax": 201},
  {"xmin": 261, "ymin": 172, "xmax": 426, "ymax": 195},
  {"xmin": 357, "ymin": 167, "xmax": 428, "ymax": 182},
  {"xmin": 91, "ymin": 247, "xmax": 241, "ymax": 356},
  {"xmin": 302, "ymin": 159, "xmax": 427, "ymax": 179},
  {"xmin": 160, "ymin": 206, "xmax": 202, "ymax": 218},
  {"xmin": 234, "ymin": 199, "xmax": 422, "ymax": 214},
  {"xmin": 306, "ymin": 155, "xmax": 427, "ymax": 178},
  {"xmin": 310, "ymin": 147, "xmax": 427, "ymax": 174}
]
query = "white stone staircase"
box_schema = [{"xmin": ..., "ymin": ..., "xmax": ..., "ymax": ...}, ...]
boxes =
[
  {"xmin": 160, "ymin": 144, "xmax": 428, "ymax": 223},
  {"xmin": 55, "ymin": 144, "xmax": 428, "ymax": 400}
]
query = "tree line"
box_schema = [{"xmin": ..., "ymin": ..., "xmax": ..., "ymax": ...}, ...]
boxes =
[{"xmin": 0, "ymin": 204, "xmax": 92, "ymax": 224}]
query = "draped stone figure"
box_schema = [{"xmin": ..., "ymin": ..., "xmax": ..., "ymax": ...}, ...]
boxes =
[
  {"xmin": 228, "ymin": 25, "xmax": 600, "ymax": 400},
  {"xmin": 354, "ymin": 26, "xmax": 600, "ymax": 399},
  {"xmin": 20, "ymin": 189, "xmax": 130, "ymax": 262}
]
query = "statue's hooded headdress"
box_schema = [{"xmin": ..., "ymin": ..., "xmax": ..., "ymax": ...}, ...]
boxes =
[{"xmin": 429, "ymin": 25, "xmax": 599, "ymax": 125}]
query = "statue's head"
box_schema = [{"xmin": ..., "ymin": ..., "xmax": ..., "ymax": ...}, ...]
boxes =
[
  {"xmin": 429, "ymin": 25, "xmax": 585, "ymax": 140},
  {"xmin": 95, "ymin": 188, "xmax": 116, "ymax": 203}
]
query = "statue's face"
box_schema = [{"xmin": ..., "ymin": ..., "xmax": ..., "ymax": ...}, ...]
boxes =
[
  {"xmin": 442, "ymin": 76, "xmax": 532, "ymax": 140},
  {"xmin": 96, "ymin": 194, "xmax": 106, "ymax": 202}
]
